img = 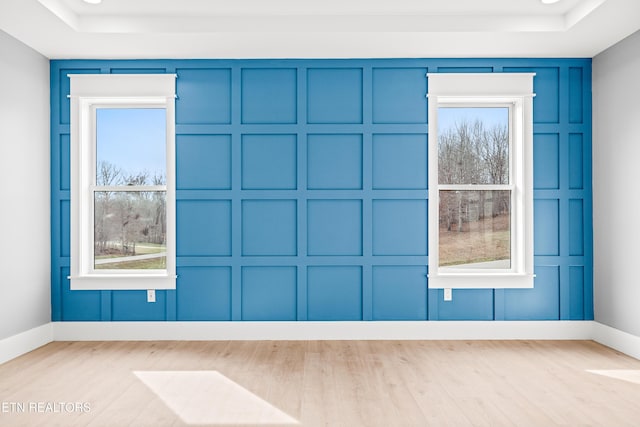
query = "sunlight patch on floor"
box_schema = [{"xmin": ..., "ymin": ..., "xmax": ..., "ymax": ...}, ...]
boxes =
[
  {"xmin": 587, "ymin": 370, "xmax": 640, "ymax": 385},
  {"xmin": 134, "ymin": 370, "xmax": 299, "ymax": 425}
]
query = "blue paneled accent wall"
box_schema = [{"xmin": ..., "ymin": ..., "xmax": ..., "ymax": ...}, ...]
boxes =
[{"xmin": 50, "ymin": 59, "xmax": 593, "ymax": 322}]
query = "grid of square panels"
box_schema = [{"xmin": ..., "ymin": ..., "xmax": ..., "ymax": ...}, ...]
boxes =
[{"xmin": 51, "ymin": 60, "xmax": 591, "ymax": 322}]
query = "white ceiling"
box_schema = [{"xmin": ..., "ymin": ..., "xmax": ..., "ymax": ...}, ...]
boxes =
[{"xmin": 0, "ymin": 0, "xmax": 638, "ymax": 59}]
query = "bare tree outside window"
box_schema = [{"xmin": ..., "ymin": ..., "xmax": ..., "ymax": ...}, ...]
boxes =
[
  {"xmin": 438, "ymin": 107, "xmax": 511, "ymax": 269},
  {"xmin": 93, "ymin": 108, "xmax": 167, "ymax": 270}
]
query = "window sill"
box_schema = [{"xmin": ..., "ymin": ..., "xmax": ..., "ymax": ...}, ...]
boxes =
[
  {"xmin": 69, "ymin": 274, "xmax": 177, "ymax": 291},
  {"xmin": 428, "ymin": 273, "xmax": 535, "ymax": 289}
]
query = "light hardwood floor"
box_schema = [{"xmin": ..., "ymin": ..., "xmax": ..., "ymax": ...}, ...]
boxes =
[{"xmin": 0, "ymin": 340, "xmax": 639, "ymax": 426}]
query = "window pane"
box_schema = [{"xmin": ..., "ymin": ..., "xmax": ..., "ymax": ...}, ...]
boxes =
[
  {"xmin": 439, "ymin": 190, "xmax": 510, "ymax": 269},
  {"xmin": 94, "ymin": 191, "xmax": 166, "ymax": 270},
  {"xmin": 438, "ymin": 107, "xmax": 509, "ymax": 185},
  {"xmin": 96, "ymin": 108, "xmax": 166, "ymax": 185}
]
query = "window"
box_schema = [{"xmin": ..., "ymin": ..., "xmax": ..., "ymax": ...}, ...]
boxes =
[
  {"xmin": 427, "ymin": 73, "xmax": 535, "ymax": 289},
  {"xmin": 68, "ymin": 74, "xmax": 176, "ymax": 290}
]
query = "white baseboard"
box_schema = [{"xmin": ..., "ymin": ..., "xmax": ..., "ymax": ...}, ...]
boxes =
[
  {"xmin": 592, "ymin": 322, "xmax": 640, "ymax": 360},
  {"xmin": 2, "ymin": 321, "xmax": 638, "ymax": 365},
  {"xmin": 0, "ymin": 323, "xmax": 53, "ymax": 365},
  {"xmin": 52, "ymin": 320, "xmax": 594, "ymax": 341}
]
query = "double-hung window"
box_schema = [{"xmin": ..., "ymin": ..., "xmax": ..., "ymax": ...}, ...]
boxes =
[
  {"xmin": 427, "ymin": 73, "xmax": 535, "ymax": 289},
  {"xmin": 68, "ymin": 74, "xmax": 177, "ymax": 290}
]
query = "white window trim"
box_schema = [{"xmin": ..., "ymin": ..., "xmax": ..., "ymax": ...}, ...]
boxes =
[
  {"xmin": 68, "ymin": 74, "xmax": 177, "ymax": 290},
  {"xmin": 427, "ymin": 73, "xmax": 535, "ymax": 289}
]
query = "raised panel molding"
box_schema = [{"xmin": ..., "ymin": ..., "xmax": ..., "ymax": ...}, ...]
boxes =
[
  {"xmin": 176, "ymin": 68, "xmax": 231, "ymax": 125},
  {"xmin": 50, "ymin": 58, "xmax": 592, "ymax": 322},
  {"xmin": 307, "ymin": 68, "xmax": 363, "ymax": 124},
  {"xmin": 241, "ymin": 68, "xmax": 297, "ymax": 124},
  {"xmin": 241, "ymin": 134, "xmax": 297, "ymax": 190}
]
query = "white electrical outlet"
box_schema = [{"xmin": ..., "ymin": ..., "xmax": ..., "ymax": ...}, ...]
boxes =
[
  {"xmin": 444, "ymin": 288, "xmax": 452, "ymax": 301},
  {"xmin": 147, "ymin": 289, "xmax": 156, "ymax": 303}
]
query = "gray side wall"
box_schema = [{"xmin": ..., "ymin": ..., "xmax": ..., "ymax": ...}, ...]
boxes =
[
  {"xmin": 593, "ymin": 30, "xmax": 640, "ymax": 336},
  {"xmin": 0, "ymin": 30, "xmax": 50, "ymax": 340}
]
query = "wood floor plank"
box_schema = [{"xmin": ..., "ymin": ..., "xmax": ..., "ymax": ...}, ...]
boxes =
[{"xmin": 1, "ymin": 340, "xmax": 640, "ymax": 426}]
